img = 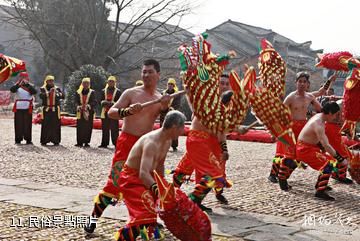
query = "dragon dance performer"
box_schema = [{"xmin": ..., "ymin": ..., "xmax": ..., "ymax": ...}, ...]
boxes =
[
  {"xmin": 268, "ymin": 72, "xmax": 324, "ymax": 189},
  {"xmin": 99, "ymin": 76, "xmax": 121, "ymax": 148},
  {"xmin": 174, "ymin": 32, "xmax": 252, "ymax": 214},
  {"xmin": 172, "ymin": 124, "xmax": 231, "ymax": 208},
  {"xmin": 295, "ymin": 102, "xmax": 348, "ymax": 201},
  {"xmin": 10, "ymin": 72, "xmax": 37, "ymax": 144},
  {"xmin": 172, "ymin": 74, "xmax": 233, "ymax": 207},
  {"xmin": 84, "ymin": 59, "xmax": 171, "ymax": 234},
  {"xmin": 114, "ymin": 110, "xmax": 186, "ymax": 241},
  {"xmin": 179, "ymin": 116, "xmax": 229, "ymax": 213},
  {"xmin": 39, "ymin": 74, "xmax": 64, "ymax": 146},
  {"xmin": 75, "ymin": 77, "xmax": 96, "ymax": 147}
]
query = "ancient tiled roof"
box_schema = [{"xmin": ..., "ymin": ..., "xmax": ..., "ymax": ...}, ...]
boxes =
[{"xmin": 206, "ymin": 20, "xmax": 323, "ymax": 72}]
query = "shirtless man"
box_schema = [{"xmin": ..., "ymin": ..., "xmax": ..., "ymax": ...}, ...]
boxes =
[
  {"xmin": 296, "ymin": 102, "xmax": 348, "ymax": 200},
  {"xmin": 114, "ymin": 110, "xmax": 186, "ymax": 240},
  {"xmin": 172, "ymin": 74, "xmax": 232, "ymax": 211},
  {"xmin": 84, "ymin": 59, "xmax": 171, "ymax": 233},
  {"xmin": 271, "ymin": 72, "xmax": 328, "ymax": 190}
]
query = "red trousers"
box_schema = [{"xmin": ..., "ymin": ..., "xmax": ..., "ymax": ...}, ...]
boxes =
[
  {"xmin": 119, "ymin": 164, "xmax": 157, "ymax": 227},
  {"xmin": 102, "ymin": 132, "xmax": 140, "ymax": 198},
  {"xmin": 175, "ymin": 152, "xmax": 194, "ymax": 176},
  {"xmin": 184, "ymin": 130, "xmax": 224, "ymax": 186},
  {"xmin": 296, "ymin": 141, "xmax": 334, "ymax": 171},
  {"xmin": 276, "ymin": 120, "xmax": 307, "ymax": 159}
]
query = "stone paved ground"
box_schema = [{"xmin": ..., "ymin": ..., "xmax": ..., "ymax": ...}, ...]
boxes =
[
  {"xmin": 0, "ymin": 202, "xmax": 125, "ymax": 241},
  {"xmin": 0, "ymin": 198, "xmax": 239, "ymax": 241},
  {"xmin": 0, "ymin": 118, "xmax": 359, "ymax": 240}
]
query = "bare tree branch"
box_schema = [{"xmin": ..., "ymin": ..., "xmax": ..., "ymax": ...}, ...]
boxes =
[
  {"xmin": 1, "ymin": 1, "xmax": 76, "ymax": 71},
  {"xmin": 1, "ymin": 0, "xmax": 192, "ymax": 74}
]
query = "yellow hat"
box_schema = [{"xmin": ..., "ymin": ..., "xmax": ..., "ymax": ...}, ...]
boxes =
[
  {"xmin": 168, "ymin": 78, "xmax": 176, "ymax": 85},
  {"xmin": 105, "ymin": 76, "xmax": 117, "ymax": 89},
  {"xmin": 77, "ymin": 77, "xmax": 91, "ymax": 94},
  {"xmin": 135, "ymin": 80, "xmax": 144, "ymax": 86},
  {"xmin": 167, "ymin": 78, "xmax": 178, "ymax": 92},
  {"xmin": 45, "ymin": 75, "xmax": 55, "ymax": 81},
  {"xmin": 82, "ymin": 77, "xmax": 90, "ymax": 83},
  {"xmin": 42, "ymin": 75, "xmax": 55, "ymax": 88},
  {"xmin": 107, "ymin": 76, "xmax": 117, "ymax": 82}
]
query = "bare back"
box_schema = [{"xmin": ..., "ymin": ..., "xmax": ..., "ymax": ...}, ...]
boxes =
[
  {"xmin": 125, "ymin": 129, "xmax": 172, "ymax": 187},
  {"xmin": 191, "ymin": 116, "xmax": 212, "ymax": 133},
  {"xmin": 298, "ymin": 113, "xmax": 337, "ymax": 157},
  {"xmin": 114, "ymin": 86, "xmax": 163, "ymax": 136},
  {"xmin": 284, "ymin": 91, "xmax": 321, "ymax": 120},
  {"xmin": 191, "ymin": 116, "xmax": 227, "ymax": 145},
  {"xmin": 298, "ymin": 114, "xmax": 324, "ymax": 144}
]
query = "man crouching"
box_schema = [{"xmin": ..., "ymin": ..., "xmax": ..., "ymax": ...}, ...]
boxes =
[
  {"xmin": 296, "ymin": 102, "xmax": 348, "ymax": 201},
  {"xmin": 115, "ymin": 110, "xmax": 186, "ymax": 241}
]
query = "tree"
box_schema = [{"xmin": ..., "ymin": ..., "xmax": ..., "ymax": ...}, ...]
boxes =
[
  {"xmin": 1, "ymin": 0, "xmax": 113, "ymax": 71},
  {"xmin": 64, "ymin": 64, "xmax": 110, "ymax": 115},
  {"xmin": 0, "ymin": 0, "xmax": 192, "ymax": 77}
]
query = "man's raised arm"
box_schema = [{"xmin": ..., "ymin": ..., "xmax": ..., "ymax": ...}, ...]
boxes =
[
  {"xmin": 108, "ymin": 89, "xmax": 142, "ymax": 119},
  {"xmin": 311, "ymin": 95, "xmax": 323, "ymax": 113}
]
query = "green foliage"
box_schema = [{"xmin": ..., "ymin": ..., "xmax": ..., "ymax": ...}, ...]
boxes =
[
  {"xmin": 4, "ymin": 0, "xmax": 191, "ymax": 75},
  {"xmin": 8, "ymin": 0, "xmax": 114, "ymax": 73},
  {"xmin": 64, "ymin": 64, "xmax": 110, "ymax": 115}
]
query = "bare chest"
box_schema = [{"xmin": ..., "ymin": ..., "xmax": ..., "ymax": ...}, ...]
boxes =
[
  {"xmin": 131, "ymin": 93, "xmax": 162, "ymax": 117},
  {"xmin": 290, "ymin": 96, "xmax": 312, "ymax": 111}
]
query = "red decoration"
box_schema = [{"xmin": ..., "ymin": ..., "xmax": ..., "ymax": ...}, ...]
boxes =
[
  {"xmin": 0, "ymin": 54, "xmax": 26, "ymax": 84},
  {"xmin": 341, "ymin": 68, "xmax": 360, "ymax": 138},
  {"xmin": 315, "ymin": 51, "xmax": 358, "ymax": 71},
  {"xmin": 153, "ymin": 171, "xmax": 212, "ymax": 241}
]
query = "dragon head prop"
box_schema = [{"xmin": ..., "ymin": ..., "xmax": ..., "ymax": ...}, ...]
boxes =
[
  {"xmin": 316, "ymin": 51, "xmax": 360, "ymax": 72},
  {"xmin": 178, "ymin": 33, "xmax": 255, "ymax": 134}
]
